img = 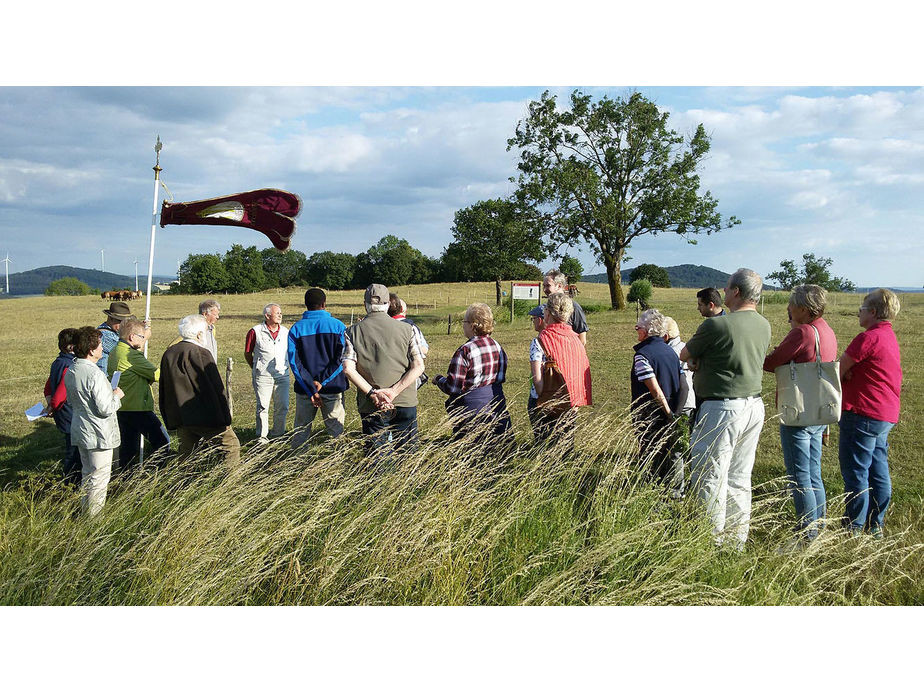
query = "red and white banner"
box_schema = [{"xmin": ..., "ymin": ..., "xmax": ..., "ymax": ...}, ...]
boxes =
[{"xmin": 160, "ymin": 188, "xmax": 302, "ymax": 251}]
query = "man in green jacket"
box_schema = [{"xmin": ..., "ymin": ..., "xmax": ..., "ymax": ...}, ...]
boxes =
[{"xmin": 108, "ymin": 318, "xmax": 170, "ymax": 471}]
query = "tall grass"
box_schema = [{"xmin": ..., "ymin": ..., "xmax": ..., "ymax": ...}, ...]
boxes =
[{"xmin": 2, "ymin": 410, "xmax": 919, "ymax": 605}]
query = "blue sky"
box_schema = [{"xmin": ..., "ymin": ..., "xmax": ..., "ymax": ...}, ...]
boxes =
[{"xmin": 2, "ymin": 7, "xmax": 921, "ymax": 289}]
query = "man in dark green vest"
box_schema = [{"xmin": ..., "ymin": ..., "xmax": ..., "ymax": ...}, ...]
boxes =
[{"xmin": 342, "ymin": 284, "xmax": 425, "ymax": 460}]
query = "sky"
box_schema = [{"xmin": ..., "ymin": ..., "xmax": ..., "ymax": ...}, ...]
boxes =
[{"xmin": 1, "ymin": 6, "xmax": 921, "ymax": 291}]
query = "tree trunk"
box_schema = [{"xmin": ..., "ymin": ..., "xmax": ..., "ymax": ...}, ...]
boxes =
[
  {"xmin": 604, "ymin": 254, "xmax": 626, "ymax": 310},
  {"xmin": 495, "ymin": 277, "xmax": 502, "ymax": 306}
]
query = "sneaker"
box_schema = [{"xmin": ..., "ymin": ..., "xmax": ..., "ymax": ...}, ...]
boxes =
[
  {"xmin": 255, "ymin": 437, "xmax": 270, "ymax": 445},
  {"xmin": 870, "ymin": 526, "xmax": 884, "ymax": 540}
]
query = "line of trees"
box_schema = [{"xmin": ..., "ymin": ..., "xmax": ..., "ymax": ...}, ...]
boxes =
[{"xmin": 174, "ymin": 235, "xmax": 552, "ymax": 296}]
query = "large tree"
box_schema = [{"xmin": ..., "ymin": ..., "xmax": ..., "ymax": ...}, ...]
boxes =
[
  {"xmin": 223, "ymin": 244, "xmax": 265, "ymax": 293},
  {"xmin": 178, "ymin": 254, "xmax": 228, "ymax": 294},
  {"xmin": 630, "ymin": 263, "xmax": 671, "ymax": 288},
  {"xmin": 261, "ymin": 248, "xmax": 307, "ymax": 288},
  {"xmin": 304, "ymin": 251, "xmax": 356, "ymax": 290},
  {"xmin": 767, "ymin": 253, "xmax": 856, "ymax": 292},
  {"xmin": 558, "ymin": 254, "xmax": 583, "ymax": 284},
  {"xmin": 508, "ymin": 90, "xmax": 739, "ymax": 309},
  {"xmin": 354, "ymin": 235, "xmax": 431, "ymax": 288},
  {"xmin": 444, "ymin": 198, "xmax": 548, "ymax": 305}
]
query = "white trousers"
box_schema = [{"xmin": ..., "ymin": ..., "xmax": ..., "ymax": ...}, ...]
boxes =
[
  {"xmin": 688, "ymin": 396, "xmax": 765, "ymax": 549},
  {"xmin": 292, "ymin": 392, "xmax": 345, "ymax": 446},
  {"xmin": 253, "ymin": 372, "xmax": 290, "ymax": 439},
  {"xmin": 78, "ymin": 447, "xmax": 113, "ymax": 517}
]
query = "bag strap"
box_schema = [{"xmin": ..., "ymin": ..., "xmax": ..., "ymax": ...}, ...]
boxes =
[
  {"xmin": 788, "ymin": 324, "xmax": 823, "ymax": 382},
  {"xmin": 811, "ymin": 324, "xmax": 821, "ymax": 364}
]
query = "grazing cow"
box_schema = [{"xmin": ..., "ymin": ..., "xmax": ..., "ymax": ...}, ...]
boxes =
[
  {"xmin": 566, "ymin": 285, "xmax": 580, "ymax": 297},
  {"xmin": 101, "ymin": 290, "xmax": 120, "ymax": 300}
]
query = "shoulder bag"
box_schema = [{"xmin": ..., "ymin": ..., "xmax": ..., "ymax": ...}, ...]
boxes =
[{"xmin": 773, "ymin": 325, "xmax": 841, "ymax": 426}]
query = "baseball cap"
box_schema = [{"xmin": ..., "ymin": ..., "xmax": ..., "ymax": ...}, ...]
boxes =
[
  {"xmin": 528, "ymin": 305, "xmax": 545, "ymax": 318},
  {"xmin": 364, "ymin": 284, "xmax": 389, "ymax": 305}
]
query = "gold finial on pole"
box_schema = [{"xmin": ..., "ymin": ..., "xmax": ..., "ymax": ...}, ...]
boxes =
[{"xmin": 154, "ymin": 135, "xmax": 162, "ymax": 177}]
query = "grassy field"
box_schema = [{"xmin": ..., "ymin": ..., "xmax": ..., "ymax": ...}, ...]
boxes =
[{"xmin": 0, "ymin": 281, "xmax": 921, "ymax": 605}]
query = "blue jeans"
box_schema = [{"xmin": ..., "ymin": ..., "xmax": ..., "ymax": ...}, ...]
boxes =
[
  {"xmin": 360, "ymin": 406, "xmax": 418, "ymax": 465},
  {"xmin": 838, "ymin": 410, "xmax": 894, "ymax": 532},
  {"xmin": 779, "ymin": 424, "xmax": 826, "ymax": 539}
]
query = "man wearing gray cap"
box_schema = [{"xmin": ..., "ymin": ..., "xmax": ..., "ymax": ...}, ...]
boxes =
[{"xmin": 342, "ymin": 284, "xmax": 425, "ymax": 460}]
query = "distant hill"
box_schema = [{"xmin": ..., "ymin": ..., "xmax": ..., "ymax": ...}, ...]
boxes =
[
  {"xmin": 1, "ymin": 265, "xmax": 175, "ymax": 296},
  {"xmin": 583, "ymin": 264, "xmax": 731, "ymax": 289}
]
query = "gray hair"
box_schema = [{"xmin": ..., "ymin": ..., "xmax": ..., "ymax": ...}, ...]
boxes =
[
  {"xmin": 263, "ymin": 303, "xmax": 281, "ymax": 317},
  {"xmin": 544, "ymin": 269, "xmax": 567, "ymax": 288},
  {"xmin": 178, "ymin": 314, "xmax": 208, "ymax": 341},
  {"xmin": 545, "ymin": 292, "xmax": 573, "ymax": 323},
  {"xmin": 789, "ymin": 284, "xmax": 827, "ymax": 318},
  {"xmin": 199, "ymin": 299, "xmax": 221, "ymax": 315},
  {"xmin": 728, "ymin": 268, "xmax": 763, "ymax": 304},
  {"xmin": 638, "ymin": 309, "xmax": 669, "ymax": 337}
]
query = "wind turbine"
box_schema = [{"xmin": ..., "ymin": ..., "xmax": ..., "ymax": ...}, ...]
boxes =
[
  {"xmin": 2, "ymin": 254, "xmax": 10, "ymax": 294},
  {"xmin": 134, "ymin": 258, "xmax": 139, "ymax": 291},
  {"xmin": 101, "ymin": 249, "xmax": 105, "ymax": 273}
]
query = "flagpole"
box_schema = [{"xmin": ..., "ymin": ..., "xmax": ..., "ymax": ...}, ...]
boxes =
[
  {"xmin": 143, "ymin": 135, "xmax": 162, "ymax": 357},
  {"xmin": 139, "ymin": 136, "xmax": 162, "ymax": 467}
]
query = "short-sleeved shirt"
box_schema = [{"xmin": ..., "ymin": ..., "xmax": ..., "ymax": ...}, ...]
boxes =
[
  {"xmin": 528, "ymin": 336, "xmax": 547, "ymax": 399},
  {"xmin": 684, "ymin": 309, "xmax": 771, "ymax": 399},
  {"xmin": 842, "ymin": 321, "xmax": 902, "ymax": 423}
]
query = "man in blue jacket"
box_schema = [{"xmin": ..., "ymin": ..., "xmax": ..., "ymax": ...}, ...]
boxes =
[{"xmin": 287, "ymin": 288, "xmax": 348, "ymax": 446}]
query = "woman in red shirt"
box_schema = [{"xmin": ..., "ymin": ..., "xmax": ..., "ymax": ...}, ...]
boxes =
[
  {"xmin": 838, "ymin": 288, "xmax": 902, "ymax": 537},
  {"xmin": 531, "ymin": 292, "xmax": 591, "ymax": 447},
  {"xmin": 763, "ymin": 285, "xmax": 838, "ymax": 545}
]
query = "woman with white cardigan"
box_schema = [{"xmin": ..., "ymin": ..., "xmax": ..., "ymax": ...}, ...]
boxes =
[{"xmin": 65, "ymin": 326, "xmax": 124, "ymax": 516}]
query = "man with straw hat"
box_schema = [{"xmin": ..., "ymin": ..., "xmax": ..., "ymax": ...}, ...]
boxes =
[{"xmin": 97, "ymin": 301, "xmax": 136, "ymax": 374}]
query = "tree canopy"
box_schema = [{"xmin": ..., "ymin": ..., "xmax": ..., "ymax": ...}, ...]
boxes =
[
  {"xmin": 223, "ymin": 245, "xmax": 266, "ymax": 293},
  {"xmin": 45, "ymin": 277, "xmax": 95, "ymax": 296},
  {"xmin": 767, "ymin": 253, "xmax": 856, "ymax": 292},
  {"xmin": 558, "ymin": 254, "xmax": 583, "ymax": 284},
  {"xmin": 629, "ymin": 263, "xmax": 671, "ymax": 288},
  {"xmin": 178, "ymin": 254, "xmax": 228, "ymax": 294},
  {"xmin": 305, "ymin": 251, "xmax": 357, "ymax": 290},
  {"xmin": 261, "ymin": 248, "xmax": 307, "ymax": 288},
  {"xmin": 508, "ymin": 90, "xmax": 739, "ymax": 309},
  {"xmin": 444, "ymin": 198, "xmax": 549, "ymax": 304}
]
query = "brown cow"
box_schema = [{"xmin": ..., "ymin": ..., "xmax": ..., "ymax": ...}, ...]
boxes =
[{"xmin": 101, "ymin": 290, "xmax": 120, "ymax": 300}]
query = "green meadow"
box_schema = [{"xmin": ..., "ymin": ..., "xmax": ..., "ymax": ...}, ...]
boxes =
[{"xmin": 1, "ymin": 282, "xmax": 921, "ymax": 605}]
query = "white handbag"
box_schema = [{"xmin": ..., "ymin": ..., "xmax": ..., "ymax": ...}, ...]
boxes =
[{"xmin": 774, "ymin": 325, "xmax": 842, "ymax": 427}]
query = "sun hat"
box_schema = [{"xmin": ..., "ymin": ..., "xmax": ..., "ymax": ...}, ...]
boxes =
[{"xmin": 103, "ymin": 301, "xmax": 134, "ymax": 320}]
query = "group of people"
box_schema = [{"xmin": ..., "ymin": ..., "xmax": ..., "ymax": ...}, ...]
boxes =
[{"xmin": 42, "ymin": 268, "xmax": 904, "ymax": 553}]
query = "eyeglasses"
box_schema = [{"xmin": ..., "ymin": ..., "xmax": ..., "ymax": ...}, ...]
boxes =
[{"xmin": 132, "ymin": 333, "xmax": 146, "ymax": 339}]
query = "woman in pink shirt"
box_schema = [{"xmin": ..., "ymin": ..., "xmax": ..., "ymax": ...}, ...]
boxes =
[
  {"xmin": 838, "ymin": 289, "xmax": 902, "ymax": 537},
  {"xmin": 763, "ymin": 285, "xmax": 838, "ymax": 545}
]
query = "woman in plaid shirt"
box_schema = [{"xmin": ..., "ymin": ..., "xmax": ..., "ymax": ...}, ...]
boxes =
[{"xmin": 435, "ymin": 303, "xmax": 513, "ymax": 440}]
